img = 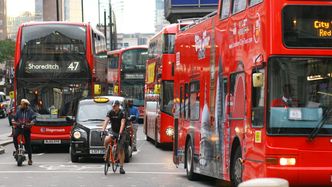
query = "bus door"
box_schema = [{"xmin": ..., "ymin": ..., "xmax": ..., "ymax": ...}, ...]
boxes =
[
  {"xmin": 219, "ymin": 77, "xmax": 230, "ymax": 178},
  {"xmin": 177, "ymin": 83, "xmax": 189, "ymax": 162},
  {"xmin": 229, "ymin": 71, "xmax": 246, "ymax": 157},
  {"xmin": 242, "ymin": 68, "xmax": 266, "ymax": 179}
]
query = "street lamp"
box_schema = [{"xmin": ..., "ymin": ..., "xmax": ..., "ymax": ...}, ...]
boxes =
[{"xmin": 81, "ymin": 0, "xmax": 84, "ymax": 22}]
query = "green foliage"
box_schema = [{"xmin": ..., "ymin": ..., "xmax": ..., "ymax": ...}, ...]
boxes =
[{"xmin": 0, "ymin": 40, "xmax": 15, "ymax": 63}]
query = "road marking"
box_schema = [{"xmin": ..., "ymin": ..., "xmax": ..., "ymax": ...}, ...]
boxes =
[
  {"xmin": 0, "ymin": 171, "xmax": 184, "ymax": 175},
  {"xmin": 0, "ymin": 162, "xmax": 170, "ymax": 165}
]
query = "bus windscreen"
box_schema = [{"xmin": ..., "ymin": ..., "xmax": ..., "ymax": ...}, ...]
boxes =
[{"xmin": 18, "ymin": 24, "xmax": 89, "ymax": 79}]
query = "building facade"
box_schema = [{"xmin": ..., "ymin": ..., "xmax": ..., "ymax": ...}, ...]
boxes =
[
  {"xmin": 155, "ymin": 0, "xmax": 169, "ymax": 33},
  {"xmin": 0, "ymin": 0, "xmax": 6, "ymax": 40}
]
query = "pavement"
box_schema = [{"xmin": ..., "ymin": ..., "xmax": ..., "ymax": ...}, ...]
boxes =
[{"xmin": 0, "ymin": 132, "xmax": 12, "ymax": 154}]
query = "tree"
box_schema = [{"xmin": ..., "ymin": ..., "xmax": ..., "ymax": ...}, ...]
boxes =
[{"xmin": 0, "ymin": 39, "xmax": 15, "ymax": 63}]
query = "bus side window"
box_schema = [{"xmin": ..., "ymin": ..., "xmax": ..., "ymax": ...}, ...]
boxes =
[
  {"xmin": 252, "ymin": 69, "xmax": 265, "ymax": 127},
  {"xmin": 189, "ymin": 81, "xmax": 200, "ymax": 121}
]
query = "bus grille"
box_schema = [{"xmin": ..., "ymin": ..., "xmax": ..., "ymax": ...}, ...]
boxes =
[{"xmin": 89, "ymin": 130, "xmax": 104, "ymax": 148}]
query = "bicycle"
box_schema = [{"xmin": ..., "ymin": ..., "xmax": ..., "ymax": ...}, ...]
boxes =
[{"xmin": 101, "ymin": 131, "xmax": 119, "ymax": 175}]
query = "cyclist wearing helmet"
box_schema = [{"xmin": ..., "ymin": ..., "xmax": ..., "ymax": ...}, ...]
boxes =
[{"xmin": 101, "ymin": 100, "xmax": 126, "ymax": 174}]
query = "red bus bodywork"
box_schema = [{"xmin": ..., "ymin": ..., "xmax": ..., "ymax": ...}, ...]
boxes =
[
  {"xmin": 107, "ymin": 46, "xmax": 148, "ymax": 122},
  {"xmin": 173, "ymin": 0, "xmax": 332, "ymax": 186},
  {"xmin": 14, "ymin": 22, "xmax": 108, "ymax": 146},
  {"xmin": 144, "ymin": 24, "xmax": 182, "ymax": 145}
]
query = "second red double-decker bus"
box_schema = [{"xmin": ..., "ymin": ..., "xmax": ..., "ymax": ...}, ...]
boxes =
[
  {"xmin": 144, "ymin": 24, "xmax": 181, "ymax": 146},
  {"xmin": 173, "ymin": 0, "xmax": 332, "ymax": 186},
  {"xmin": 107, "ymin": 46, "xmax": 148, "ymax": 123},
  {"xmin": 14, "ymin": 22, "xmax": 108, "ymax": 148}
]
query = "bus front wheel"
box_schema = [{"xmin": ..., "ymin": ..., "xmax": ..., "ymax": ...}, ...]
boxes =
[
  {"xmin": 231, "ymin": 146, "xmax": 242, "ymax": 187},
  {"xmin": 185, "ymin": 139, "xmax": 198, "ymax": 180}
]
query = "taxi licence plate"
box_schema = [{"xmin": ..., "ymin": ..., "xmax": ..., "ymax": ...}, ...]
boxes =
[
  {"xmin": 44, "ymin": 140, "xmax": 61, "ymax": 144},
  {"xmin": 90, "ymin": 149, "xmax": 105, "ymax": 154}
]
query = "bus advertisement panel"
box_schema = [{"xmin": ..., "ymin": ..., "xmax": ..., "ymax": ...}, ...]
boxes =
[
  {"xmin": 173, "ymin": 0, "xmax": 332, "ymax": 186},
  {"xmin": 14, "ymin": 22, "xmax": 108, "ymax": 147}
]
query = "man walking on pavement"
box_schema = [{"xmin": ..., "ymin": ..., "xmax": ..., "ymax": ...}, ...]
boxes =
[{"xmin": 127, "ymin": 99, "xmax": 139, "ymax": 151}]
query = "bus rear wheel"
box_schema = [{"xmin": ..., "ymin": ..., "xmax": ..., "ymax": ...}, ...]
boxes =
[
  {"xmin": 231, "ymin": 147, "xmax": 242, "ymax": 187},
  {"xmin": 185, "ymin": 139, "xmax": 198, "ymax": 180}
]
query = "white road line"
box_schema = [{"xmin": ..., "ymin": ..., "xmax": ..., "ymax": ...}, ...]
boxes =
[
  {"xmin": 0, "ymin": 171, "xmax": 184, "ymax": 175},
  {"xmin": 0, "ymin": 162, "xmax": 169, "ymax": 165}
]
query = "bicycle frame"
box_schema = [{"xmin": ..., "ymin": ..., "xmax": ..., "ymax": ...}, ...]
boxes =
[{"xmin": 103, "ymin": 134, "xmax": 119, "ymax": 175}]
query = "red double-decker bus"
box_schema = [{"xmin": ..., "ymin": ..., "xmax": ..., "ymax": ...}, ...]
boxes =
[
  {"xmin": 14, "ymin": 22, "xmax": 108, "ymax": 147},
  {"xmin": 107, "ymin": 46, "xmax": 148, "ymax": 122},
  {"xmin": 173, "ymin": 0, "xmax": 332, "ymax": 186},
  {"xmin": 144, "ymin": 24, "xmax": 182, "ymax": 146}
]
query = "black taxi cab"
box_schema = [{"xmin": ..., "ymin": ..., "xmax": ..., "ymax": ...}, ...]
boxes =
[{"xmin": 69, "ymin": 96, "xmax": 133, "ymax": 162}]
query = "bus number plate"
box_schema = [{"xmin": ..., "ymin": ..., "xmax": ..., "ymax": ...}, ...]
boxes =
[{"xmin": 44, "ymin": 140, "xmax": 61, "ymax": 144}]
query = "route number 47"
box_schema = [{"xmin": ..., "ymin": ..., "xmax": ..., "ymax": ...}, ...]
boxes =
[{"xmin": 68, "ymin": 62, "xmax": 80, "ymax": 71}]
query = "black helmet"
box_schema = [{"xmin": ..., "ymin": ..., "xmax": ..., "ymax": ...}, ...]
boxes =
[{"xmin": 112, "ymin": 100, "xmax": 120, "ymax": 106}]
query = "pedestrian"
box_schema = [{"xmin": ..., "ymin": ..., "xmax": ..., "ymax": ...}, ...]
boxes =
[{"xmin": 127, "ymin": 99, "xmax": 139, "ymax": 151}]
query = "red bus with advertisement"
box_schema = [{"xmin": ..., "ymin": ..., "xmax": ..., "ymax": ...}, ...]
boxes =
[
  {"xmin": 173, "ymin": 0, "xmax": 332, "ymax": 186},
  {"xmin": 14, "ymin": 22, "xmax": 108, "ymax": 147},
  {"xmin": 144, "ymin": 24, "xmax": 182, "ymax": 146},
  {"xmin": 107, "ymin": 46, "xmax": 148, "ymax": 123}
]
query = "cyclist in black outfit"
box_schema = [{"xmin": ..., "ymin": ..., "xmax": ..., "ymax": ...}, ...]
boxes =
[{"xmin": 101, "ymin": 100, "xmax": 126, "ymax": 174}]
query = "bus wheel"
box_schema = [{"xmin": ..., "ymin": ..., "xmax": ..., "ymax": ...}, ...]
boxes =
[
  {"xmin": 231, "ymin": 147, "xmax": 242, "ymax": 187},
  {"xmin": 186, "ymin": 139, "xmax": 198, "ymax": 180},
  {"xmin": 154, "ymin": 120, "xmax": 160, "ymax": 148}
]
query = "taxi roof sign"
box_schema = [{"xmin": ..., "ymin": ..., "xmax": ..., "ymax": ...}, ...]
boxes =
[{"xmin": 93, "ymin": 97, "xmax": 109, "ymax": 103}]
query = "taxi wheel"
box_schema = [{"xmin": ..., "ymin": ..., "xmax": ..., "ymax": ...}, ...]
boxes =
[
  {"xmin": 124, "ymin": 145, "xmax": 131, "ymax": 163},
  {"xmin": 70, "ymin": 145, "xmax": 79, "ymax": 163}
]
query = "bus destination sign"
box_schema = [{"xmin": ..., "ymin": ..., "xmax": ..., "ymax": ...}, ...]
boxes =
[
  {"xmin": 313, "ymin": 20, "xmax": 332, "ymax": 37},
  {"xmin": 25, "ymin": 61, "xmax": 81, "ymax": 73},
  {"xmin": 124, "ymin": 73, "xmax": 144, "ymax": 79}
]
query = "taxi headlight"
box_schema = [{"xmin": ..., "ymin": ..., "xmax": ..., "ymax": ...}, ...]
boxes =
[
  {"xmin": 166, "ymin": 127, "xmax": 174, "ymax": 137},
  {"xmin": 73, "ymin": 131, "xmax": 81, "ymax": 139}
]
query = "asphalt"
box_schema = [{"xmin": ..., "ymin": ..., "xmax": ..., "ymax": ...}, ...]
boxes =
[{"xmin": 0, "ymin": 117, "xmax": 13, "ymax": 154}]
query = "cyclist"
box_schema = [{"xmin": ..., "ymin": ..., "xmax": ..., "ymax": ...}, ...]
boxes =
[
  {"xmin": 101, "ymin": 100, "xmax": 126, "ymax": 174},
  {"xmin": 13, "ymin": 99, "xmax": 36, "ymax": 165}
]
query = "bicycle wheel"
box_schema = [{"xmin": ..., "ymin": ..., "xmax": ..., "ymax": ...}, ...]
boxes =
[
  {"xmin": 112, "ymin": 146, "xmax": 118, "ymax": 173},
  {"xmin": 104, "ymin": 145, "xmax": 111, "ymax": 175}
]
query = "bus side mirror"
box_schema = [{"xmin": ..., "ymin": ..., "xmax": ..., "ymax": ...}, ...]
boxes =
[
  {"xmin": 94, "ymin": 84, "xmax": 102, "ymax": 95},
  {"xmin": 253, "ymin": 72, "xmax": 264, "ymax": 88}
]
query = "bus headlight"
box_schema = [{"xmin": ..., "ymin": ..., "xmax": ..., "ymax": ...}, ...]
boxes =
[
  {"xmin": 166, "ymin": 127, "xmax": 174, "ymax": 137},
  {"xmin": 279, "ymin": 157, "xmax": 296, "ymax": 166},
  {"xmin": 73, "ymin": 131, "xmax": 81, "ymax": 139}
]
